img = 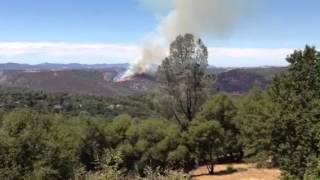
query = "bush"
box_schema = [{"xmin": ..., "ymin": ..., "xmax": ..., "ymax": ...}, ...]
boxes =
[
  {"xmin": 82, "ymin": 150, "xmax": 123, "ymax": 180},
  {"xmin": 140, "ymin": 166, "xmax": 191, "ymax": 180}
]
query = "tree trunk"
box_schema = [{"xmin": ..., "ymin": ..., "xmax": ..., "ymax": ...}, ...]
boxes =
[
  {"xmin": 209, "ymin": 164, "xmax": 215, "ymax": 175},
  {"xmin": 207, "ymin": 151, "xmax": 215, "ymax": 175}
]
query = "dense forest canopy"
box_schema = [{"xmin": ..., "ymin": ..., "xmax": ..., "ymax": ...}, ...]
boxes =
[{"xmin": 0, "ymin": 34, "xmax": 319, "ymax": 180}]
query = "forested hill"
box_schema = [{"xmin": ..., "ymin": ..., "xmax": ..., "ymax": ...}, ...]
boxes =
[
  {"xmin": 215, "ymin": 67, "xmax": 287, "ymax": 94},
  {"xmin": 0, "ymin": 63, "xmax": 286, "ymax": 96}
]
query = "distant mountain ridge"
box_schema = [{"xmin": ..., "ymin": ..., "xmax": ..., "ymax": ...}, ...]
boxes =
[{"xmin": 0, "ymin": 63, "xmax": 129, "ymax": 70}]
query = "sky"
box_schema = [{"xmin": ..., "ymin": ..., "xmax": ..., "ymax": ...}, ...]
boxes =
[{"xmin": 0, "ymin": 0, "xmax": 319, "ymax": 67}]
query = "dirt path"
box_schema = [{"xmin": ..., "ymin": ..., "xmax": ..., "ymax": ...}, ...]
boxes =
[{"xmin": 191, "ymin": 163, "xmax": 281, "ymax": 180}]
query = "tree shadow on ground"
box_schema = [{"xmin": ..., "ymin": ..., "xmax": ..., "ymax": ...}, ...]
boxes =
[{"xmin": 191, "ymin": 167, "xmax": 248, "ymax": 178}]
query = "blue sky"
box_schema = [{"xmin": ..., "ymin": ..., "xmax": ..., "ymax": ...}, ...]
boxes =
[{"xmin": 0, "ymin": 0, "xmax": 319, "ymax": 67}]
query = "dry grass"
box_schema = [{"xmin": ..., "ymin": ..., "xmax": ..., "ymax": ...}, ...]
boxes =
[{"xmin": 191, "ymin": 163, "xmax": 281, "ymax": 180}]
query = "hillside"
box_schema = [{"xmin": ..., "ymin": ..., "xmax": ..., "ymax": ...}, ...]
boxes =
[
  {"xmin": 0, "ymin": 63, "xmax": 286, "ymax": 96},
  {"xmin": 0, "ymin": 69, "xmax": 154, "ymax": 96},
  {"xmin": 215, "ymin": 69, "xmax": 271, "ymax": 94}
]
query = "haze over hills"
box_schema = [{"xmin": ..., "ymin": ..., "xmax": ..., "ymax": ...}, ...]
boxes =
[
  {"xmin": 0, "ymin": 63, "xmax": 287, "ymax": 96},
  {"xmin": 0, "ymin": 63, "xmax": 129, "ymax": 71}
]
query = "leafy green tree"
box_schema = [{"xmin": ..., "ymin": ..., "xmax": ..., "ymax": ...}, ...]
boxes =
[
  {"xmin": 0, "ymin": 109, "xmax": 72, "ymax": 179},
  {"xmin": 55, "ymin": 114, "xmax": 109, "ymax": 174},
  {"xmin": 122, "ymin": 119, "xmax": 182, "ymax": 173},
  {"xmin": 236, "ymin": 86, "xmax": 275, "ymax": 166},
  {"xmin": 269, "ymin": 46, "xmax": 320, "ymax": 179},
  {"xmin": 303, "ymin": 156, "xmax": 320, "ymax": 180},
  {"xmin": 196, "ymin": 93, "xmax": 241, "ymax": 161},
  {"xmin": 78, "ymin": 119, "xmax": 108, "ymax": 171},
  {"xmin": 304, "ymin": 122, "xmax": 320, "ymax": 179},
  {"xmin": 157, "ymin": 34, "xmax": 212, "ymax": 129},
  {"xmin": 188, "ymin": 121, "xmax": 224, "ymax": 175},
  {"xmin": 166, "ymin": 143, "xmax": 193, "ymax": 171},
  {"xmin": 104, "ymin": 114, "xmax": 132, "ymax": 148}
]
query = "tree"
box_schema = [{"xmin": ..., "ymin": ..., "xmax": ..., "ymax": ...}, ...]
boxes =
[
  {"xmin": 104, "ymin": 114, "xmax": 132, "ymax": 149},
  {"xmin": 196, "ymin": 93, "xmax": 242, "ymax": 162},
  {"xmin": 122, "ymin": 119, "xmax": 182, "ymax": 173},
  {"xmin": 0, "ymin": 109, "xmax": 72, "ymax": 179},
  {"xmin": 236, "ymin": 86, "xmax": 275, "ymax": 166},
  {"xmin": 268, "ymin": 46, "xmax": 320, "ymax": 179},
  {"xmin": 188, "ymin": 121, "xmax": 224, "ymax": 175},
  {"xmin": 157, "ymin": 34, "xmax": 211, "ymax": 129}
]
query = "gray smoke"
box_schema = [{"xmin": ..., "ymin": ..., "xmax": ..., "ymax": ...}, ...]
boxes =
[{"xmin": 121, "ymin": 0, "xmax": 250, "ymax": 80}]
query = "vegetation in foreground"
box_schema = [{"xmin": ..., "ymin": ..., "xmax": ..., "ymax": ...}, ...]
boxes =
[{"xmin": 0, "ymin": 34, "xmax": 319, "ymax": 180}]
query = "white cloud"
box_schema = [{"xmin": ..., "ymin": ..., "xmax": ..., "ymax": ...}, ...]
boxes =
[
  {"xmin": 0, "ymin": 42, "xmax": 139, "ymax": 58},
  {"xmin": 0, "ymin": 42, "xmax": 293, "ymax": 66},
  {"xmin": 209, "ymin": 48, "xmax": 292, "ymax": 59},
  {"xmin": 208, "ymin": 47, "xmax": 293, "ymax": 67}
]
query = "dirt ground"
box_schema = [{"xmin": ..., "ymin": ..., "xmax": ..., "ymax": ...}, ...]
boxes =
[{"xmin": 191, "ymin": 163, "xmax": 281, "ymax": 180}]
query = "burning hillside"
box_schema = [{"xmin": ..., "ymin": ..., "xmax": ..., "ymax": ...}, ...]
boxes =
[
  {"xmin": 115, "ymin": 72, "xmax": 156, "ymax": 83},
  {"xmin": 0, "ymin": 66, "xmax": 283, "ymax": 96}
]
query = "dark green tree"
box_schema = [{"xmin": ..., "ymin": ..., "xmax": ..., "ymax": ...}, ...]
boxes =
[
  {"xmin": 120, "ymin": 119, "xmax": 182, "ymax": 173},
  {"xmin": 157, "ymin": 34, "xmax": 212, "ymax": 129},
  {"xmin": 0, "ymin": 109, "xmax": 72, "ymax": 179},
  {"xmin": 188, "ymin": 121, "xmax": 224, "ymax": 175},
  {"xmin": 196, "ymin": 93, "xmax": 242, "ymax": 162},
  {"xmin": 269, "ymin": 46, "xmax": 320, "ymax": 179},
  {"xmin": 236, "ymin": 86, "xmax": 276, "ymax": 166}
]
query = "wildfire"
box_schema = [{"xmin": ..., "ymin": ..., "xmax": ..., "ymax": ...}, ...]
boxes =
[
  {"xmin": 114, "ymin": 72, "xmax": 155, "ymax": 83},
  {"xmin": 115, "ymin": 76, "xmax": 134, "ymax": 83}
]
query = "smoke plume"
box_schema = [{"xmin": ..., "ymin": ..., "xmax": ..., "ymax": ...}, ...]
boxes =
[{"xmin": 121, "ymin": 0, "xmax": 250, "ymax": 80}]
